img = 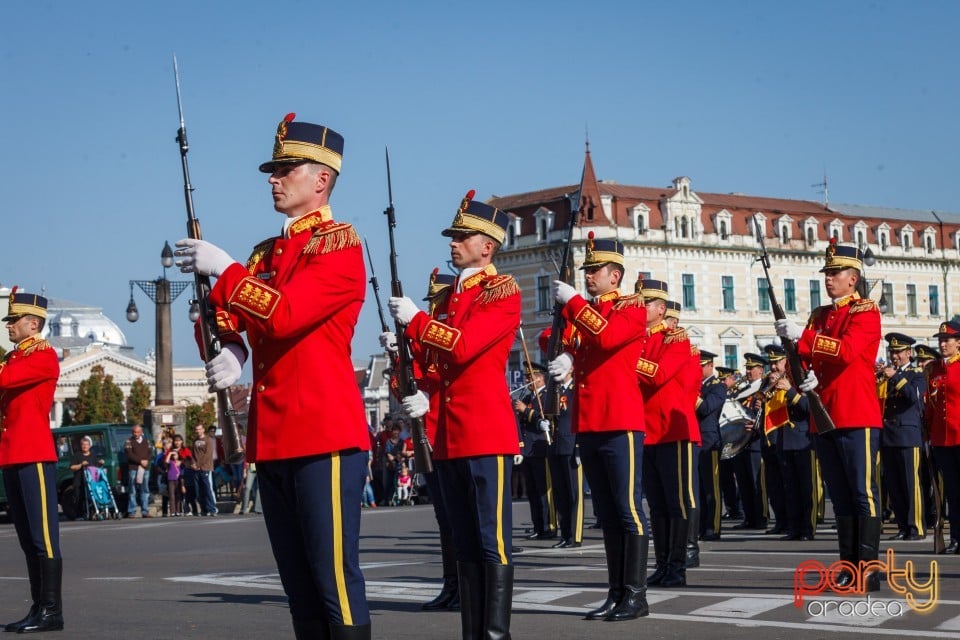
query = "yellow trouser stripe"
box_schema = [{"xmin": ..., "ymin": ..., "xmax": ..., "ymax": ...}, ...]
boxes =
[
  {"xmin": 545, "ymin": 462, "xmax": 557, "ymax": 531},
  {"xmin": 330, "ymin": 453, "xmax": 352, "ymax": 625},
  {"xmin": 815, "ymin": 457, "xmax": 825, "ymax": 519},
  {"xmin": 865, "ymin": 431, "xmax": 877, "ymax": 517},
  {"xmin": 574, "ymin": 463, "xmax": 584, "ymax": 542},
  {"xmin": 912, "ymin": 448, "xmax": 923, "ymax": 533},
  {"xmin": 711, "ymin": 451, "xmax": 721, "ymax": 533},
  {"xmin": 809, "ymin": 451, "xmax": 818, "ymax": 534},
  {"xmin": 759, "ymin": 457, "xmax": 768, "ymax": 519},
  {"xmin": 36, "ymin": 464, "xmax": 53, "ymax": 559},
  {"xmin": 685, "ymin": 442, "xmax": 696, "ymax": 510},
  {"xmin": 676, "ymin": 442, "xmax": 687, "ymax": 519},
  {"xmin": 496, "ymin": 457, "xmax": 507, "ymax": 564},
  {"xmin": 627, "ymin": 432, "xmax": 644, "ymax": 534}
]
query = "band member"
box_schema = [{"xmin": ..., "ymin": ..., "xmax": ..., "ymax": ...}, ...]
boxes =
[
  {"xmin": 776, "ymin": 240, "xmax": 883, "ymax": 589},
  {"xmin": 390, "ymin": 191, "xmax": 520, "ymax": 638},
  {"xmin": 695, "ymin": 351, "xmax": 726, "ymax": 543},
  {"xmin": 637, "ymin": 279, "xmax": 697, "ymax": 588},
  {"xmin": 759, "ymin": 348, "xmax": 788, "ymax": 535},
  {"xmin": 924, "ymin": 321, "xmax": 960, "ymax": 554},
  {"xmin": 0, "ymin": 289, "xmax": 63, "ymax": 634},
  {"xmin": 175, "ymin": 115, "xmax": 372, "ymax": 638},
  {"xmin": 715, "ymin": 366, "xmax": 744, "ymax": 522},
  {"xmin": 547, "ymin": 368, "xmax": 582, "ymax": 548},
  {"xmin": 549, "ymin": 234, "xmax": 649, "ymax": 621},
  {"xmin": 514, "ymin": 363, "xmax": 557, "ymax": 541},
  {"xmin": 731, "ymin": 353, "xmax": 768, "ymax": 530},
  {"xmin": 914, "ymin": 344, "xmax": 939, "ymax": 368},
  {"xmin": 763, "ymin": 344, "xmax": 816, "ymax": 540},
  {"xmin": 879, "ymin": 333, "xmax": 926, "ymax": 541}
]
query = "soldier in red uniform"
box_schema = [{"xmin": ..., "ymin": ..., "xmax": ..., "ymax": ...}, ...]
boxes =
[
  {"xmin": 176, "ymin": 114, "xmax": 371, "ymax": 640},
  {"xmin": 636, "ymin": 279, "xmax": 697, "ymax": 588},
  {"xmin": 388, "ymin": 192, "xmax": 520, "ymax": 640},
  {"xmin": 550, "ymin": 234, "xmax": 649, "ymax": 622},
  {"xmin": 0, "ymin": 289, "xmax": 63, "ymax": 633},
  {"xmin": 924, "ymin": 321, "xmax": 960, "ymax": 553},
  {"xmin": 776, "ymin": 241, "xmax": 883, "ymax": 590}
]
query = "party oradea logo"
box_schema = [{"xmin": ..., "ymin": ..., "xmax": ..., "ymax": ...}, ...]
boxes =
[{"xmin": 794, "ymin": 549, "xmax": 939, "ymax": 617}]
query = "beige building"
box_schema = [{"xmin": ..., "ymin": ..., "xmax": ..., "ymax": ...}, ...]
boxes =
[{"xmin": 490, "ymin": 149, "xmax": 960, "ymax": 370}]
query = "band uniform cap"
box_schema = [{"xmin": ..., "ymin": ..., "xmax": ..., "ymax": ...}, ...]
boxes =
[
  {"xmin": 716, "ymin": 366, "xmax": 737, "ymax": 378},
  {"xmin": 934, "ymin": 320, "xmax": 960, "ymax": 339},
  {"xmin": 820, "ymin": 239, "xmax": 863, "ymax": 273},
  {"xmin": 423, "ymin": 268, "xmax": 456, "ymax": 301},
  {"xmin": 885, "ymin": 332, "xmax": 916, "ymax": 351},
  {"xmin": 763, "ymin": 344, "xmax": 786, "ymax": 362},
  {"xmin": 699, "ymin": 349, "xmax": 718, "ymax": 365},
  {"xmin": 640, "ymin": 279, "xmax": 669, "ymax": 302},
  {"xmin": 441, "ymin": 190, "xmax": 510, "ymax": 244},
  {"xmin": 527, "ymin": 362, "xmax": 549, "ymax": 375},
  {"xmin": 3, "ymin": 287, "xmax": 47, "ymax": 321},
  {"xmin": 744, "ymin": 352, "xmax": 768, "ymax": 368},
  {"xmin": 664, "ymin": 300, "xmax": 681, "ymax": 320},
  {"xmin": 259, "ymin": 113, "xmax": 344, "ymax": 174},
  {"xmin": 914, "ymin": 344, "xmax": 939, "ymax": 361},
  {"xmin": 580, "ymin": 231, "xmax": 625, "ymax": 269}
]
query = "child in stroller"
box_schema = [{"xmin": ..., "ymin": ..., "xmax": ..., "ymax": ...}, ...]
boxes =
[{"xmin": 70, "ymin": 436, "xmax": 120, "ymax": 520}]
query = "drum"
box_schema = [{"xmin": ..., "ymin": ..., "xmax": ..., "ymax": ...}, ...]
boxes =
[{"xmin": 719, "ymin": 399, "xmax": 756, "ymax": 460}]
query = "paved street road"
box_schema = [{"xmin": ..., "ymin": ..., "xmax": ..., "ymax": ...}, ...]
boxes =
[{"xmin": 0, "ymin": 501, "xmax": 955, "ymax": 639}]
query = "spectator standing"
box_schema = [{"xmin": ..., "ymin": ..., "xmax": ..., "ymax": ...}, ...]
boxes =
[
  {"xmin": 241, "ymin": 462, "xmax": 262, "ymax": 515},
  {"xmin": 166, "ymin": 450, "xmax": 183, "ymax": 516},
  {"xmin": 154, "ymin": 438, "xmax": 172, "ymax": 516},
  {"xmin": 124, "ymin": 424, "xmax": 153, "ymax": 518},
  {"xmin": 191, "ymin": 423, "xmax": 218, "ymax": 516}
]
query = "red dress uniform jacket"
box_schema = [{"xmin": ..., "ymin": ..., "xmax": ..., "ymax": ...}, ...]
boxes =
[
  {"xmin": 924, "ymin": 354, "xmax": 960, "ymax": 446},
  {"xmin": 637, "ymin": 323, "xmax": 696, "ymax": 445},
  {"xmin": 684, "ymin": 346, "xmax": 703, "ymax": 445},
  {"xmin": 206, "ymin": 206, "xmax": 369, "ymax": 461},
  {"xmin": 405, "ymin": 265, "xmax": 521, "ymax": 460},
  {"xmin": 561, "ymin": 290, "xmax": 646, "ymax": 434},
  {"xmin": 796, "ymin": 294, "xmax": 882, "ymax": 433},
  {"xmin": 0, "ymin": 336, "xmax": 58, "ymax": 467}
]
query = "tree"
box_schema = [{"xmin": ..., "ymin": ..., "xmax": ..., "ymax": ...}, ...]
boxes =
[
  {"xmin": 185, "ymin": 399, "xmax": 217, "ymax": 445},
  {"xmin": 126, "ymin": 378, "xmax": 152, "ymax": 423},
  {"xmin": 72, "ymin": 365, "xmax": 125, "ymax": 424}
]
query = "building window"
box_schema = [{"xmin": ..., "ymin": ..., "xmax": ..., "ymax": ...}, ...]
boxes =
[
  {"xmin": 882, "ymin": 282, "xmax": 894, "ymax": 316},
  {"xmin": 806, "ymin": 226, "xmax": 815, "ymax": 245},
  {"xmin": 906, "ymin": 284, "xmax": 917, "ymax": 317},
  {"xmin": 809, "ymin": 280, "xmax": 821, "ymax": 309},
  {"xmin": 856, "ymin": 230, "xmax": 865, "ymax": 246},
  {"xmin": 780, "ymin": 225, "xmax": 789, "ymax": 244},
  {"xmin": 506, "ymin": 224, "xmax": 516, "ymax": 247},
  {"xmin": 757, "ymin": 277, "xmax": 770, "ymax": 312},
  {"xmin": 682, "ymin": 274, "xmax": 696, "ymax": 310},
  {"xmin": 724, "ymin": 345, "xmax": 739, "ymax": 370},
  {"xmin": 930, "ymin": 285, "xmax": 940, "ymax": 316},
  {"xmin": 679, "ymin": 217, "xmax": 689, "ymax": 239},
  {"xmin": 721, "ymin": 276, "xmax": 735, "ymax": 311},
  {"xmin": 831, "ymin": 228, "xmax": 840, "ymax": 240},
  {"xmin": 784, "ymin": 278, "xmax": 796, "ymax": 313},
  {"xmin": 538, "ymin": 219, "xmax": 548, "ymax": 242},
  {"xmin": 926, "ymin": 234, "xmax": 935, "ymax": 253},
  {"xmin": 719, "ymin": 220, "xmax": 728, "ymax": 240},
  {"xmin": 537, "ymin": 275, "xmax": 551, "ymax": 312},
  {"xmin": 880, "ymin": 231, "xmax": 889, "ymax": 251},
  {"xmin": 636, "ymin": 215, "xmax": 646, "ymax": 235},
  {"xmin": 902, "ymin": 232, "xmax": 912, "ymax": 250}
]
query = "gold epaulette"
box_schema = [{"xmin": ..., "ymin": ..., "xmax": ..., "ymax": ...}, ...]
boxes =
[
  {"xmin": 246, "ymin": 238, "xmax": 274, "ymax": 273},
  {"xmin": 612, "ymin": 293, "xmax": 643, "ymax": 310},
  {"xmin": 849, "ymin": 298, "xmax": 878, "ymax": 313},
  {"xmin": 303, "ymin": 222, "xmax": 361, "ymax": 255},
  {"xmin": 807, "ymin": 306, "xmax": 828, "ymax": 329},
  {"xmin": 21, "ymin": 338, "xmax": 51, "ymax": 356},
  {"xmin": 664, "ymin": 327, "xmax": 688, "ymax": 344},
  {"xmin": 478, "ymin": 274, "xmax": 519, "ymax": 305}
]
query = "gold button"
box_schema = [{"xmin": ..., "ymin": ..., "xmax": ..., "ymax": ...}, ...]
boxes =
[
  {"xmin": 452, "ymin": 298, "xmax": 458, "ymax": 303},
  {"xmin": 443, "ymin": 364, "xmax": 448, "ymax": 370},
  {"xmin": 258, "ymin": 338, "xmax": 264, "ymax": 345},
  {"xmin": 275, "ymin": 248, "xmax": 283, "ymax": 256},
  {"xmin": 270, "ymin": 271, "xmax": 277, "ymax": 277},
  {"xmin": 444, "ymin": 381, "xmax": 450, "ymax": 386},
  {"xmin": 445, "ymin": 397, "xmax": 451, "ymax": 402},
  {"xmin": 258, "ymin": 363, "xmax": 264, "ymax": 370},
  {"xmin": 258, "ymin": 384, "xmax": 265, "ymax": 392}
]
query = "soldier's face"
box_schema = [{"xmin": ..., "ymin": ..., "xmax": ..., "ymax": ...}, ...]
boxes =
[
  {"xmin": 449, "ymin": 233, "xmax": 491, "ymax": 269},
  {"xmin": 890, "ymin": 349, "xmax": 911, "ymax": 366},
  {"xmin": 939, "ymin": 337, "xmax": 960, "ymax": 358},
  {"xmin": 268, "ymin": 162, "xmax": 329, "ymax": 217},
  {"xmin": 5, "ymin": 315, "xmax": 38, "ymax": 344},
  {"xmin": 823, "ymin": 268, "xmax": 857, "ymax": 299},
  {"xmin": 583, "ymin": 264, "xmax": 619, "ymax": 297}
]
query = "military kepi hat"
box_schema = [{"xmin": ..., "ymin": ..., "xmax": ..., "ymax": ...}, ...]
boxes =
[
  {"xmin": 259, "ymin": 113, "xmax": 344, "ymax": 174},
  {"xmin": 716, "ymin": 366, "xmax": 737, "ymax": 378},
  {"xmin": 744, "ymin": 352, "xmax": 768, "ymax": 368},
  {"xmin": 665, "ymin": 300, "xmax": 681, "ymax": 320},
  {"xmin": 885, "ymin": 332, "xmax": 916, "ymax": 351},
  {"xmin": 639, "ymin": 278, "xmax": 669, "ymax": 302},
  {"xmin": 423, "ymin": 268, "xmax": 456, "ymax": 301},
  {"xmin": 764, "ymin": 344, "xmax": 786, "ymax": 362},
  {"xmin": 820, "ymin": 238, "xmax": 863, "ymax": 272},
  {"xmin": 934, "ymin": 320, "xmax": 960, "ymax": 339},
  {"xmin": 580, "ymin": 231, "xmax": 625, "ymax": 269},
  {"xmin": 3, "ymin": 286, "xmax": 47, "ymax": 321},
  {"xmin": 441, "ymin": 190, "xmax": 510, "ymax": 244},
  {"xmin": 699, "ymin": 349, "xmax": 718, "ymax": 365},
  {"xmin": 914, "ymin": 344, "xmax": 938, "ymax": 361}
]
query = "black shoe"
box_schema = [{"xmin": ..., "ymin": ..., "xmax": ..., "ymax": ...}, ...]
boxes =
[
  {"xmin": 700, "ymin": 532, "xmax": 721, "ymax": 541},
  {"xmin": 16, "ymin": 558, "xmax": 63, "ymax": 634},
  {"xmin": 888, "ymin": 531, "xmax": 906, "ymax": 540},
  {"xmin": 511, "ymin": 546, "xmax": 524, "ymax": 554},
  {"xmin": 585, "ymin": 529, "xmax": 624, "ymax": 621},
  {"xmin": 721, "ymin": 511, "xmax": 743, "ymax": 521},
  {"xmin": 780, "ymin": 532, "xmax": 801, "ymax": 541},
  {"xmin": 551, "ymin": 540, "xmax": 568, "ymax": 549},
  {"xmin": 730, "ymin": 521, "xmax": 752, "ymax": 530},
  {"xmin": 421, "ymin": 580, "xmax": 459, "ymax": 611},
  {"xmin": 536, "ymin": 531, "xmax": 558, "ymax": 540},
  {"xmin": 605, "ymin": 535, "xmax": 649, "ymax": 621},
  {"xmin": 566, "ymin": 541, "xmax": 582, "ymax": 548},
  {"xmin": 766, "ymin": 524, "xmax": 787, "ymax": 535},
  {"xmin": 944, "ymin": 540, "xmax": 960, "ymax": 554}
]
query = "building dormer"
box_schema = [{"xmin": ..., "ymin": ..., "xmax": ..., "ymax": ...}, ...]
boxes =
[
  {"xmin": 829, "ymin": 219, "xmax": 844, "ymax": 242},
  {"xmin": 853, "ymin": 220, "xmax": 869, "ymax": 248},
  {"xmin": 663, "ymin": 176, "xmax": 704, "ymax": 243},
  {"xmin": 923, "ymin": 226, "xmax": 937, "ymax": 254},
  {"xmin": 630, "ymin": 203, "xmax": 651, "ymax": 236},
  {"xmin": 533, "ymin": 207, "xmax": 555, "ymax": 243},
  {"xmin": 878, "ymin": 223, "xmax": 891, "ymax": 251},
  {"xmin": 804, "ymin": 216, "xmax": 819, "ymax": 246},
  {"xmin": 901, "ymin": 224, "xmax": 914, "ymax": 251},
  {"xmin": 752, "ymin": 212, "xmax": 768, "ymax": 243},
  {"xmin": 504, "ymin": 213, "xmax": 520, "ymax": 248},
  {"xmin": 715, "ymin": 209, "xmax": 733, "ymax": 240},
  {"xmin": 777, "ymin": 215, "xmax": 794, "ymax": 244}
]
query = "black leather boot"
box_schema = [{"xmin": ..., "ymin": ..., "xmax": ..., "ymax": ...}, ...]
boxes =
[
  {"xmin": 17, "ymin": 557, "xmax": 63, "ymax": 633},
  {"xmin": 458, "ymin": 562, "xmax": 484, "ymax": 640},
  {"xmin": 646, "ymin": 517, "xmax": 670, "ymax": 586},
  {"xmin": 685, "ymin": 508, "xmax": 700, "ymax": 568},
  {"xmin": 482, "ymin": 563, "xmax": 513, "ymax": 640},
  {"xmin": 834, "ymin": 516, "xmax": 857, "ymax": 588},
  {"xmin": 858, "ymin": 516, "xmax": 882, "ymax": 592},
  {"xmin": 4, "ymin": 556, "xmax": 41, "ymax": 632},
  {"xmin": 585, "ymin": 529, "xmax": 624, "ymax": 620},
  {"xmin": 423, "ymin": 530, "xmax": 460, "ymax": 611},
  {"xmin": 605, "ymin": 535, "xmax": 649, "ymax": 621},
  {"xmin": 293, "ymin": 619, "xmax": 330, "ymax": 640},
  {"xmin": 329, "ymin": 623, "xmax": 371, "ymax": 640},
  {"xmin": 660, "ymin": 518, "xmax": 689, "ymax": 587}
]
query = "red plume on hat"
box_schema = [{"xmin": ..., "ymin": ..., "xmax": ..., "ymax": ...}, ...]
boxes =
[
  {"xmin": 635, "ymin": 271, "xmax": 644, "ymax": 294},
  {"xmin": 538, "ymin": 328, "xmax": 551, "ymax": 355}
]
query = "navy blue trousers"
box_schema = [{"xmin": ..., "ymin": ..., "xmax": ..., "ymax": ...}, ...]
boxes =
[
  {"xmin": 3, "ymin": 462, "xmax": 60, "ymax": 559},
  {"xmin": 522, "ymin": 455, "xmax": 555, "ymax": 535},
  {"xmin": 578, "ymin": 431, "xmax": 647, "ymax": 535},
  {"xmin": 548, "ymin": 453, "xmax": 584, "ymax": 543},
  {"xmin": 643, "ymin": 440, "xmax": 688, "ymax": 520},
  {"xmin": 814, "ymin": 428, "xmax": 880, "ymax": 518},
  {"xmin": 933, "ymin": 446, "xmax": 960, "ymax": 541},
  {"xmin": 882, "ymin": 446, "xmax": 923, "ymax": 536},
  {"xmin": 780, "ymin": 449, "xmax": 816, "ymax": 537},
  {"xmin": 437, "ymin": 456, "xmax": 513, "ymax": 565},
  {"xmin": 257, "ymin": 450, "xmax": 369, "ymax": 626},
  {"xmin": 698, "ymin": 449, "xmax": 722, "ymax": 535}
]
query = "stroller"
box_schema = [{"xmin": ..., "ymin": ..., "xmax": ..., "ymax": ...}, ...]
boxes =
[{"xmin": 82, "ymin": 465, "xmax": 121, "ymax": 520}]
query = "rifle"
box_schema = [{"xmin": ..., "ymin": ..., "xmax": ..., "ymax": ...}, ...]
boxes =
[
  {"xmin": 518, "ymin": 324, "xmax": 551, "ymax": 446},
  {"xmin": 173, "ymin": 56, "xmax": 245, "ymax": 464},
  {"xmin": 383, "ymin": 148, "xmax": 433, "ymax": 474},
  {"xmin": 363, "ymin": 237, "xmax": 391, "ymax": 333},
  {"xmin": 754, "ymin": 218, "xmax": 836, "ymax": 434},
  {"xmin": 542, "ymin": 168, "xmax": 585, "ymax": 416}
]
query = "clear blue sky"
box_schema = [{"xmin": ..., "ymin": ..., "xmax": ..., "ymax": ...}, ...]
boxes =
[{"xmin": 2, "ymin": 1, "xmax": 957, "ymax": 366}]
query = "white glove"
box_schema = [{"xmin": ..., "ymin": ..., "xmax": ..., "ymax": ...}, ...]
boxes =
[
  {"xmin": 174, "ymin": 239, "xmax": 235, "ymax": 278},
  {"xmin": 548, "ymin": 352, "xmax": 574, "ymax": 382},
  {"xmin": 553, "ymin": 280, "xmax": 577, "ymax": 305},
  {"xmin": 401, "ymin": 390, "xmax": 429, "ymax": 418},
  {"xmin": 799, "ymin": 369, "xmax": 819, "ymax": 393},
  {"xmin": 513, "ymin": 454, "xmax": 524, "ymax": 466},
  {"xmin": 775, "ymin": 319, "xmax": 803, "ymax": 342},
  {"xmin": 389, "ymin": 296, "xmax": 421, "ymax": 325},
  {"xmin": 538, "ymin": 419, "xmax": 551, "ymax": 433},
  {"xmin": 205, "ymin": 343, "xmax": 246, "ymax": 391},
  {"xmin": 379, "ymin": 331, "xmax": 398, "ymax": 354}
]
